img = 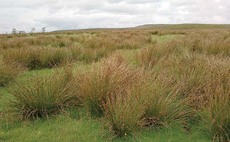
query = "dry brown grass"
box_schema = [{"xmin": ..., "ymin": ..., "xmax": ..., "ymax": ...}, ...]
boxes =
[
  {"xmin": 8, "ymin": 67, "xmax": 80, "ymax": 120},
  {"xmin": 0, "ymin": 61, "xmax": 25, "ymax": 86},
  {"xmin": 78, "ymin": 55, "xmax": 144, "ymax": 117}
]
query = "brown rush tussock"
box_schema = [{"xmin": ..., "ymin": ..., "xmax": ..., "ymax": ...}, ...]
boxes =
[{"xmin": 8, "ymin": 67, "xmax": 80, "ymax": 120}]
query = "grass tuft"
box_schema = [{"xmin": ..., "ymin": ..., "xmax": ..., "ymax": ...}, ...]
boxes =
[
  {"xmin": 8, "ymin": 67, "xmax": 80, "ymax": 120},
  {"xmin": 78, "ymin": 55, "xmax": 143, "ymax": 117},
  {"xmin": 0, "ymin": 61, "xmax": 24, "ymax": 87},
  {"xmin": 104, "ymin": 88, "xmax": 145, "ymax": 137}
]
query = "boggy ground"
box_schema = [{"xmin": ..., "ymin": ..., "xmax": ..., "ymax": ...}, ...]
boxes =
[{"xmin": 0, "ymin": 27, "xmax": 229, "ymax": 142}]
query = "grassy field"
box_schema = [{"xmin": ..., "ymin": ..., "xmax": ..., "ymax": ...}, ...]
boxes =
[{"xmin": 0, "ymin": 25, "xmax": 229, "ymax": 142}]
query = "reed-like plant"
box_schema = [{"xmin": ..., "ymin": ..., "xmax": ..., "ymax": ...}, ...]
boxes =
[
  {"xmin": 200, "ymin": 93, "xmax": 230, "ymax": 142},
  {"xmin": 38, "ymin": 48, "xmax": 69, "ymax": 68},
  {"xmin": 141, "ymin": 77, "xmax": 192, "ymax": 128},
  {"xmin": 0, "ymin": 61, "xmax": 24, "ymax": 87},
  {"xmin": 199, "ymin": 65, "xmax": 230, "ymax": 142},
  {"xmin": 136, "ymin": 41, "xmax": 181, "ymax": 68},
  {"xmin": 78, "ymin": 55, "xmax": 142, "ymax": 117},
  {"xmin": 9, "ymin": 67, "xmax": 80, "ymax": 119},
  {"xmin": 3, "ymin": 47, "xmax": 39, "ymax": 69},
  {"xmin": 104, "ymin": 88, "xmax": 145, "ymax": 137},
  {"xmin": 3, "ymin": 47, "xmax": 70, "ymax": 69}
]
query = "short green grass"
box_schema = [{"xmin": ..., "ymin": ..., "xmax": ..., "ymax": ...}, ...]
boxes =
[
  {"xmin": 0, "ymin": 111, "xmax": 110, "ymax": 142},
  {"xmin": 151, "ymin": 35, "xmax": 183, "ymax": 43},
  {"xmin": 0, "ymin": 88, "xmax": 11, "ymax": 112},
  {"xmin": 0, "ymin": 114, "xmax": 211, "ymax": 142}
]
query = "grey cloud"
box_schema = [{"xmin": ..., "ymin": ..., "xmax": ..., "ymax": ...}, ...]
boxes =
[
  {"xmin": 0, "ymin": 0, "xmax": 58, "ymax": 8},
  {"xmin": 106, "ymin": 0, "xmax": 159, "ymax": 4},
  {"xmin": 0, "ymin": 0, "xmax": 229, "ymax": 33}
]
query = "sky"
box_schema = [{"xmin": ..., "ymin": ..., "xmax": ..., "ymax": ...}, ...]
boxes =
[{"xmin": 0, "ymin": 0, "xmax": 229, "ymax": 33}]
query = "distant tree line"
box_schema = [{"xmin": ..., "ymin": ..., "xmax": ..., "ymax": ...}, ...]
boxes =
[{"xmin": 11, "ymin": 27, "xmax": 47, "ymax": 34}]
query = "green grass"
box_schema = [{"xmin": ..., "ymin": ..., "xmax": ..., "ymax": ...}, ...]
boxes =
[
  {"xmin": 113, "ymin": 126, "xmax": 211, "ymax": 142},
  {"xmin": 0, "ymin": 88, "xmax": 12, "ymax": 112},
  {"xmin": 0, "ymin": 108, "xmax": 211, "ymax": 142},
  {"xmin": 0, "ymin": 110, "xmax": 111, "ymax": 142},
  {"xmin": 151, "ymin": 35, "xmax": 184, "ymax": 43}
]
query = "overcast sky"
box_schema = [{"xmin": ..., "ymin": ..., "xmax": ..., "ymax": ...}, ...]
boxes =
[{"xmin": 0, "ymin": 0, "xmax": 229, "ymax": 33}]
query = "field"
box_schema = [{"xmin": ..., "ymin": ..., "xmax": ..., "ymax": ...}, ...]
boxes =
[{"xmin": 0, "ymin": 24, "xmax": 229, "ymax": 142}]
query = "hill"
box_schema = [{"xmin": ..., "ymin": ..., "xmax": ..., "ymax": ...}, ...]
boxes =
[{"xmin": 53, "ymin": 24, "xmax": 230, "ymax": 33}]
